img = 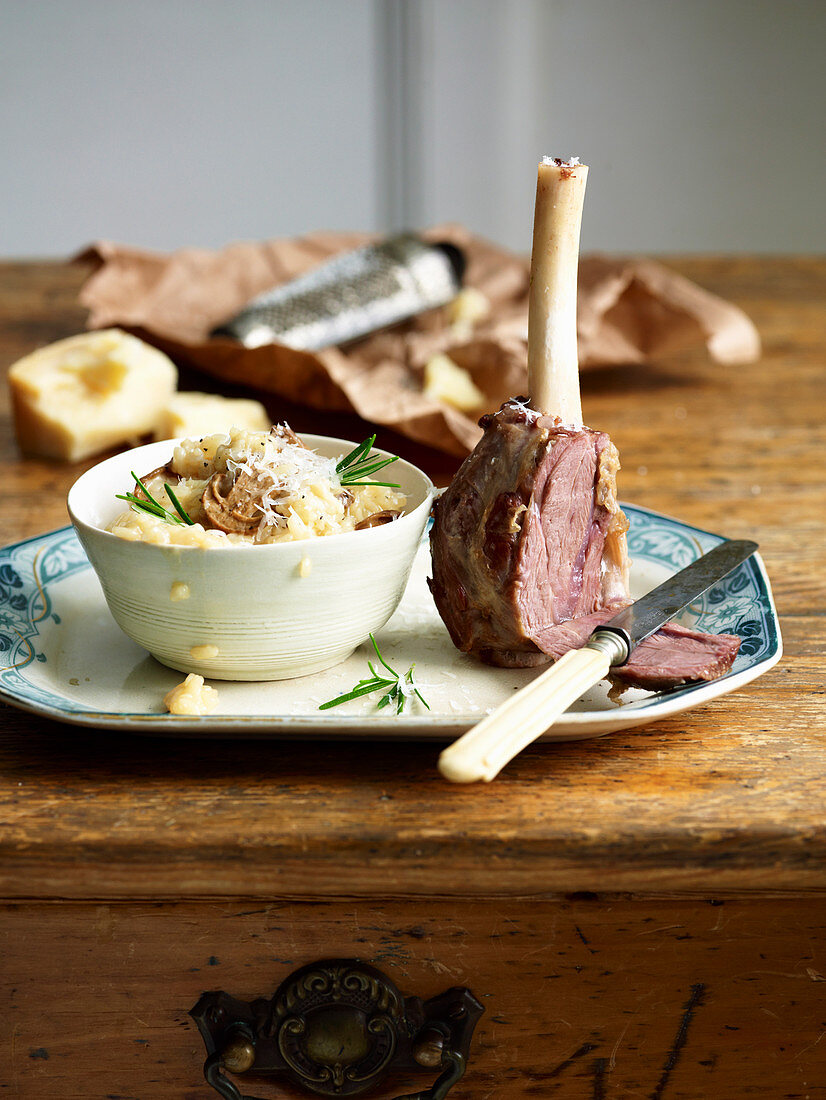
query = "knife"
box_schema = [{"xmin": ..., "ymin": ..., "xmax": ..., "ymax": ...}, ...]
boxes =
[{"xmin": 438, "ymin": 538, "xmax": 758, "ymax": 784}]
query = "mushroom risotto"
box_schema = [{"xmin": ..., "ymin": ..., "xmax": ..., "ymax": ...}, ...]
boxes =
[{"xmin": 109, "ymin": 425, "xmax": 407, "ymax": 547}]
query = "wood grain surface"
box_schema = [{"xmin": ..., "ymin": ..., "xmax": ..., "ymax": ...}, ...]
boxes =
[
  {"xmin": 1, "ymin": 258, "xmax": 825, "ymax": 899},
  {"xmin": 3, "ymin": 895, "xmax": 826, "ymax": 1099}
]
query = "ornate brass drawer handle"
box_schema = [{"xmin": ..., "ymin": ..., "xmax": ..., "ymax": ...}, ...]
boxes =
[{"xmin": 190, "ymin": 959, "xmax": 484, "ymax": 1099}]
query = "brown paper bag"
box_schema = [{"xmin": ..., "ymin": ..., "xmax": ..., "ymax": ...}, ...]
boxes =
[{"xmin": 77, "ymin": 226, "xmax": 760, "ymax": 456}]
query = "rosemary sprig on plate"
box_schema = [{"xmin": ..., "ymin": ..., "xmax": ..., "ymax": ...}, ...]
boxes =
[
  {"xmin": 116, "ymin": 472, "xmax": 195, "ymax": 526},
  {"xmin": 336, "ymin": 435, "xmax": 400, "ymax": 488},
  {"xmin": 319, "ymin": 634, "xmax": 429, "ymax": 714}
]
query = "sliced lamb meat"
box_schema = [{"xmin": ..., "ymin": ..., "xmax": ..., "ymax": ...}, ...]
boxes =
[
  {"xmin": 428, "ymin": 401, "xmax": 742, "ymax": 688},
  {"xmin": 429, "ymin": 157, "xmax": 742, "ymax": 692},
  {"xmin": 528, "ymin": 603, "xmax": 631, "ymax": 660},
  {"xmin": 614, "ymin": 622, "xmax": 741, "ymax": 689},
  {"xmin": 429, "ymin": 398, "xmax": 629, "ymax": 667},
  {"xmin": 503, "ymin": 603, "xmax": 741, "ymax": 689}
]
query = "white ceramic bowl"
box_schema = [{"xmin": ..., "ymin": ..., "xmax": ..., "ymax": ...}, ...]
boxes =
[{"xmin": 67, "ymin": 435, "xmax": 435, "ymax": 681}]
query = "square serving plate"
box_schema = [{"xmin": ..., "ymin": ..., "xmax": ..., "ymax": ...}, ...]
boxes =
[{"xmin": 0, "ymin": 505, "xmax": 780, "ymax": 740}]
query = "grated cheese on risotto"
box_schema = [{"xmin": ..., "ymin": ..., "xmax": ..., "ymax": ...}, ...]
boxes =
[{"xmin": 108, "ymin": 426, "xmax": 407, "ymax": 548}]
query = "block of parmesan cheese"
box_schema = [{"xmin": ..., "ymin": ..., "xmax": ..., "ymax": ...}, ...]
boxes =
[
  {"xmin": 153, "ymin": 392, "xmax": 270, "ymax": 441},
  {"xmin": 8, "ymin": 329, "xmax": 177, "ymax": 462}
]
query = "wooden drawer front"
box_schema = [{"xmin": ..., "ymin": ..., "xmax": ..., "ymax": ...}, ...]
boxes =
[{"xmin": 2, "ymin": 895, "xmax": 825, "ymax": 1098}]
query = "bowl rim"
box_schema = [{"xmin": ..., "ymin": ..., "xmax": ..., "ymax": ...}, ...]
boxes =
[{"xmin": 67, "ymin": 432, "xmax": 436, "ymax": 553}]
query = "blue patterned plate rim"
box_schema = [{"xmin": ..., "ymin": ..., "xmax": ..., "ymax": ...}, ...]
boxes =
[{"xmin": 0, "ymin": 508, "xmax": 781, "ymax": 737}]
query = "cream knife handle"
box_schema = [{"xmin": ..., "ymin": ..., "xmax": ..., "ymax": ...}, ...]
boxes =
[{"xmin": 438, "ymin": 645, "xmax": 612, "ymax": 784}]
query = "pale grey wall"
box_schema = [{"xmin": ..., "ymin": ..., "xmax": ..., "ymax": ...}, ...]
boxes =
[
  {"xmin": 2, "ymin": 0, "xmax": 824, "ymax": 256},
  {"xmin": 1, "ymin": 0, "xmax": 382, "ymax": 253},
  {"xmin": 541, "ymin": 0, "xmax": 826, "ymax": 252},
  {"xmin": 402, "ymin": 0, "xmax": 826, "ymax": 253}
]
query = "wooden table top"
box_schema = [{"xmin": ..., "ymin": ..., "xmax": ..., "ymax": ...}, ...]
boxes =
[{"xmin": 1, "ymin": 257, "xmax": 824, "ymax": 900}]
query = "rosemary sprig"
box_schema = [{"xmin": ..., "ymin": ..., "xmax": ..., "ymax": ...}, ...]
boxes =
[
  {"xmin": 336, "ymin": 434, "xmax": 400, "ymax": 488},
  {"xmin": 319, "ymin": 634, "xmax": 430, "ymax": 713},
  {"xmin": 116, "ymin": 472, "xmax": 194, "ymax": 526}
]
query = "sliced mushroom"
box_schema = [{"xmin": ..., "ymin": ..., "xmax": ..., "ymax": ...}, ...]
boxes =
[
  {"xmin": 202, "ymin": 469, "xmax": 270, "ymax": 534},
  {"xmin": 271, "ymin": 422, "xmax": 305, "ymax": 448},
  {"xmin": 135, "ymin": 462, "xmax": 182, "ymax": 499},
  {"xmin": 354, "ymin": 510, "xmax": 402, "ymax": 530}
]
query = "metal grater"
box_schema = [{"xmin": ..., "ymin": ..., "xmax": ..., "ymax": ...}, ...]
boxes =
[{"xmin": 211, "ymin": 233, "xmax": 464, "ymax": 350}]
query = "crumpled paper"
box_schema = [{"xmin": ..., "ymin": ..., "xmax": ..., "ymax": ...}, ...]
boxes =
[{"xmin": 77, "ymin": 226, "xmax": 760, "ymax": 456}]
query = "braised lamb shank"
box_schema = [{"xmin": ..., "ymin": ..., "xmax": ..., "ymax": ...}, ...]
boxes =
[{"xmin": 429, "ymin": 158, "xmax": 740, "ymax": 689}]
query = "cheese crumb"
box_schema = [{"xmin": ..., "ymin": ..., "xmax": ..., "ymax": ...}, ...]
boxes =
[
  {"xmin": 445, "ymin": 287, "xmax": 490, "ymax": 336},
  {"xmin": 163, "ymin": 673, "xmax": 219, "ymax": 716},
  {"xmin": 423, "ymin": 354, "xmax": 486, "ymax": 413},
  {"xmin": 298, "ymin": 556, "xmax": 312, "ymax": 578},
  {"xmin": 170, "ymin": 582, "xmax": 191, "ymax": 602},
  {"xmin": 189, "ymin": 643, "xmax": 220, "ymax": 659}
]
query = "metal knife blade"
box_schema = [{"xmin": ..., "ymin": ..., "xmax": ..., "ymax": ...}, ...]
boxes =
[{"xmin": 591, "ymin": 538, "xmax": 758, "ymax": 665}]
